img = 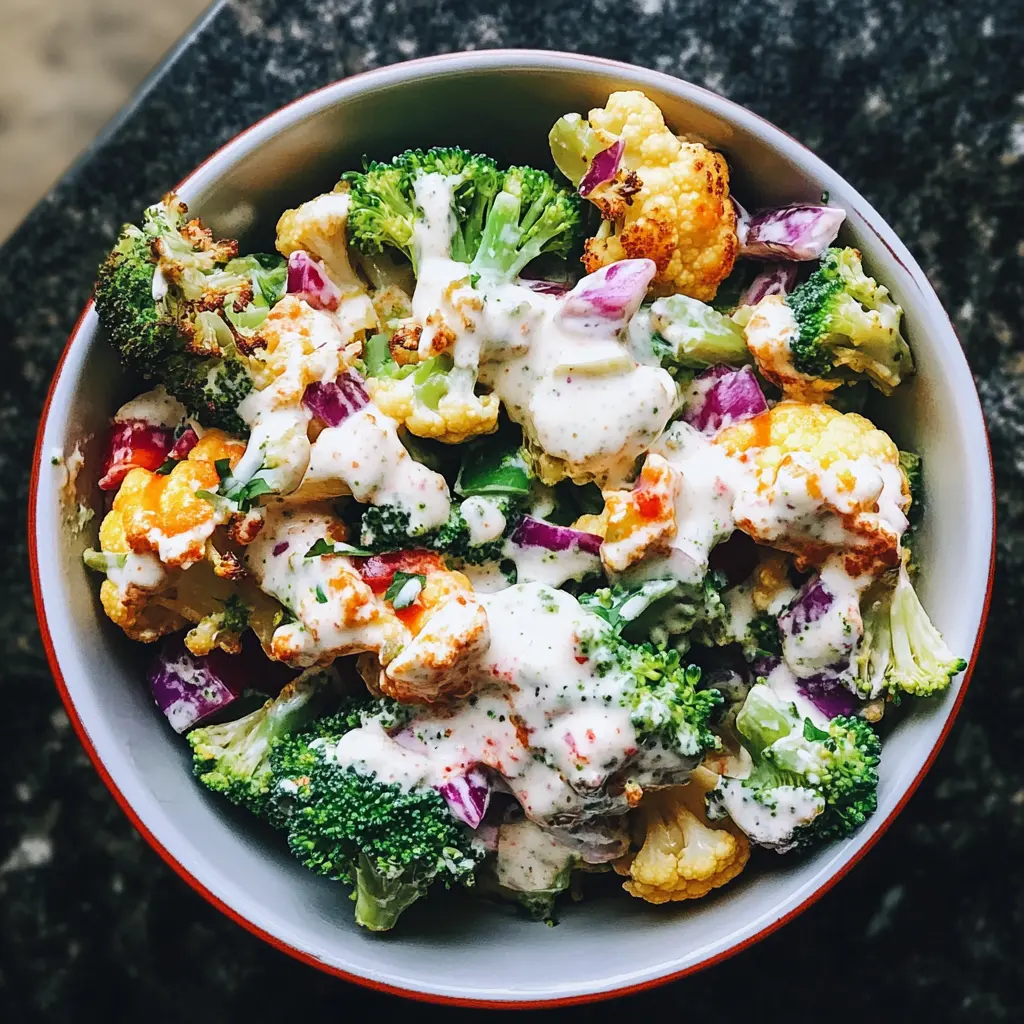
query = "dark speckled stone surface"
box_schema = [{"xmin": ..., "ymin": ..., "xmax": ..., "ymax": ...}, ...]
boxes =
[{"xmin": 2, "ymin": 0, "xmax": 1023, "ymax": 1019}]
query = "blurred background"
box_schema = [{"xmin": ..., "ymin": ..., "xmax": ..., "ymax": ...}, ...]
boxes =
[{"xmin": 0, "ymin": 0, "xmax": 209, "ymax": 243}]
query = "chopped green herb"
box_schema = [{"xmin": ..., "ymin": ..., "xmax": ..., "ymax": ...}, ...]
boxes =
[
  {"xmin": 315, "ymin": 584, "xmax": 328, "ymax": 604},
  {"xmin": 803, "ymin": 719, "xmax": 831, "ymax": 743},
  {"xmin": 305, "ymin": 538, "xmax": 375, "ymax": 558},
  {"xmin": 214, "ymin": 458, "xmax": 233, "ymax": 481},
  {"xmin": 385, "ymin": 572, "xmax": 426, "ymax": 609},
  {"xmin": 155, "ymin": 458, "xmax": 177, "ymax": 475}
]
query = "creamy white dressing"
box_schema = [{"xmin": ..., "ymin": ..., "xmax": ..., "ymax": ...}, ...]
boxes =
[
  {"xmin": 761, "ymin": 661, "xmax": 831, "ymax": 730},
  {"xmin": 711, "ymin": 778, "xmax": 823, "ymax": 852},
  {"xmin": 780, "ymin": 557, "xmax": 869, "ymax": 680},
  {"xmin": 504, "ymin": 541, "xmax": 600, "ymax": 588},
  {"xmin": 733, "ymin": 451, "xmax": 908, "ymax": 557},
  {"xmin": 301, "ymin": 407, "xmax": 450, "ymax": 534},
  {"xmin": 114, "ymin": 385, "xmax": 188, "ymax": 428},
  {"xmin": 245, "ymin": 503, "xmax": 397, "ymax": 666},
  {"xmin": 621, "ymin": 420, "xmax": 752, "ymax": 586},
  {"xmin": 331, "ymin": 583, "xmax": 699, "ymax": 825},
  {"xmin": 460, "ymin": 496, "xmax": 507, "ymax": 545},
  {"xmin": 106, "ymin": 551, "xmax": 166, "ymax": 596},
  {"xmin": 459, "ymin": 561, "xmax": 514, "ymax": 593},
  {"xmin": 495, "ymin": 820, "xmax": 575, "ymax": 892},
  {"xmin": 406, "ymin": 173, "xmax": 678, "ymax": 486}
]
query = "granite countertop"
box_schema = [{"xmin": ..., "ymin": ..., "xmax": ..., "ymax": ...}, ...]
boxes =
[{"xmin": 2, "ymin": 0, "xmax": 1022, "ymax": 1018}]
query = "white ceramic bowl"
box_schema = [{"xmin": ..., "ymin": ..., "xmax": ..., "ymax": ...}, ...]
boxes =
[{"xmin": 30, "ymin": 50, "xmax": 994, "ymax": 1007}]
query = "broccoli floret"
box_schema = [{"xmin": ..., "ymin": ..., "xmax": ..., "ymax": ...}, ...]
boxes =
[
  {"xmin": 785, "ymin": 246, "xmax": 913, "ymax": 394},
  {"xmin": 360, "ymin": 496, "xmax": 524, "ymax": 565},
  {"xmin": 344, "ymin": 148, "xmax": 581, "ymax": 280},
  {"xmin": 746, "ymin": 611, "xmax": 783, "ymax": 660},
  {"xmin": 855, "ymin": 564, "xmax": 966, "ymax": 700},
  {"xmin": 94, "ymin": 194, "xmax": 286, "ymax": 433},
  {"xmin": 264, "ymin": 698, "xmax": 412, "ymax": 828},
  {"xmin": 899, "ymin": 450, "xmax": 923, "ymax": 573},
  {"xmin": 188, "ymin": 667, "xmax": 334, "ymax": 816},
  {"xmin": 580, "ymin": 572, "xmax": 730, "ymax": 656},
  {"xmin": 707, "ymin": 683, "xmax": 880, "ymax": 852},
  {"xmin": 279, "ymin": 704, "xmax": 481, "ymax": 931},
  {"xmin": 589, "ymin": 632, "xmax": 722, "ymax": 759}
]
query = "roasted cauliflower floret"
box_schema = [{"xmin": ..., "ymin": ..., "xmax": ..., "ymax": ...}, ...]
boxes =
[
  {"xmin": 366, "ymin": 371, "xmax": 499, "ymax": 445},
  {"xmin": 599, "ymin": 453, "xmax": 680, "ymax": 573},
  {"xmin": 275, "ymin": 187, "xmax": 375, "ymax": 305},
  {"xmin": 615, "ymin": 768, "xmax": 750, "ymax": 903},
  {"xmin": 716, "ymin": 400, "xmax": 910, "ymax": 575},
  {"xmin": 112, "ymin": 430, "xmax": 246, "ymax": 569},
  {"xmin": 579, "ymin": 91, "xmax": 738, "ymax": 301},
  {"xmin": 382, "ymin": 588, "xmax": 488, "ymax": 704},
  {"xmin": 242, "ymin": 503, "xmax": 410, "ymax": 668},
  {"xmin": 94, "ymin": 483, "xmax": 283, "ymax": 653}
]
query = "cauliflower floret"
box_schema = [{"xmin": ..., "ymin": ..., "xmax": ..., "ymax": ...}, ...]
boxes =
[
  {"xmin": 716, "ymin": 400, "xmax": 910, "ymax": 575},
  {"xmin": 581, "ymin": 91, "xmax": 738, "ymax": 301},
  {"xmin": 382, "ymin": 588, "xmax": 488, "ymax": 703},
  {"xmin": 616, "ymin": 767, "xmax": 750, "ymax": 903},
  {"xmin": 367, "ymin": 371, "xmax": 499, "ymax": 445},
  {"xmin": 243, "ymin": 503, "xmax": 410, "ymax": 667},
  {"xmin": 275, "ymin": 187, "xmax": 371, "ymax": 300},
  {"xmin": 112, "ymin": 430, "xmax": 246, "ymax": 569},
  {"xmin": 96, "ymin": 484, "xmax": 283, "ymax": 653},
  {"xmin": 599, "ymin": 453, "xmax": 681, "ymax": 573}
]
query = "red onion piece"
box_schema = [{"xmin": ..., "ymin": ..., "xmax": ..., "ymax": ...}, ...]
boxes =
[
  {"xmin": 510, "ymin": 515, "xmax": 602, "ymax": 556},
  {"xmin": 738, "ymin": 263, "xmax": 800, "ymax": 306},
  {"xmin": 578, "ymin": 139, "xmax": 625, "ymax": 197},
  {"xmin": 519, "ymin": 278, "xmax": 570, "ymax": 296},
  {"xmin": 559, "ymin": 258, "xmax": 656, "ymax": 333},
  {"xmin": 740, "ymin": 204, "xmax": 846, "ymax": 261},
  {"xmin": 301, "ymin": 370, "xmax": 369, "ymax": 427},
  {"xmin": 98, "ymin": 420, "xmax": 174, "ymax": 490},
  {"xmin": 683, "ymin": 365, "xmax": 768, "ymax": 435},
  {"xmin": 799, "ymin": 674, "xmax": 859, "ymax": 719},
  {"xmin": 437, "ymin": 767, "xmax": 491, "ymax": 829},
  {"xmin": 168, "ymin": 426, "xmax": 199, "ymax": 461},
  {"xmin": 286, "ymin": 250, "xmax": 343, "ymax": 311},
  {"xmin": 146, "ymin": 637, "xmax": 245, "ymax": 734},
  {"xmin": 780, "ymin": 575, "xmax": 835, "ymax": 635}
]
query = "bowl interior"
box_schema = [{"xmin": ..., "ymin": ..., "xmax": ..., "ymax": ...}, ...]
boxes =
[{"xmin": 32, "ymin": 52, "xmax": 993, "ymax": 1004}]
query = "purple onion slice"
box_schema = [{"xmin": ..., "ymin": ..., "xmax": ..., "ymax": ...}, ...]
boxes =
[
  {"xmin": 578, "ymin": 139, "xmax": 625, "ymax": 197},
  {"xmin": 738, "ymin": 263, "xmax": 800, "ymax": 306},
  {"xmin": 301, "ymin": 370, "xmax": 369, "ymax": 427},
  {"xmin": 740, "ymin": 204, "xmax": 846, "ymax": 261},
  {"xmin": 286, "ymin": 250, "xmax": 343, "ymax": 311},
  {"xmin": 510, "ymin": 515, "xmax": 603, "ymax": 556},
  {"xmin": 683, "ymin": 364, "xmax": 769, "ymax": 435}
]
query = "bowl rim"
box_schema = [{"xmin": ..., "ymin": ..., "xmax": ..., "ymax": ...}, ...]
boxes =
[{"xmin": 29, "ymin": 48, "xmax": 996, "ymax": 1008}]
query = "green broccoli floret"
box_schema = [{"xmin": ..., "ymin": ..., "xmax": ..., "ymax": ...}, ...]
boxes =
[
  {"xmin": 746, "ymin": 611, "xmax": 783, "ymax": 660},
  {"xmin": 94, "ymin": 195, "xmax": 286, "ymax": 433},
  {"xmin": 708, "ymin": 683, "xmax": 880, "ymax": 852},
  {"xmin": 580, "ymin": 572, "xmax": 730, "ymax": 656},
  {"xmin": 586, "ymin": 631, "xmax": 721, "ymax": 759},
  {"xmin": 899, "ymin": 449, "xmax": 923, "ymax": 574},
  {"xmin": 785, "ymin": 246, "xmax": 913, "ymax": 394},
  {"xmin": 360, "ymin": 495, "xmax": 525, "ymax": 565},
  {"xmin": 279, "ymin": 702, "xmax": 481, "ymax": 931},
  {"xmin": 263, "ymin": 698, "xmax": 412, "ymax": 828},
  {"xmin": 188, "ymin": 667, "xmax": 334, "ymax": 816},
  {"xmin": 344, "ymin": 148, "xmax": 581, "ymax": 281},
  {"xmin": 855, "ymin": 563, "xmax": 966, "ymax": 700}
]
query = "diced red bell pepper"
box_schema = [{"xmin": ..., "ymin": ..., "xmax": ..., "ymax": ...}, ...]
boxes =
[
  {"xmin": 98, "ymin": 420, "xmax": 175, "ymax": 491},
  {"xmin": 352, "ymin": 550, "xmax": 446, "ymax": 593}
]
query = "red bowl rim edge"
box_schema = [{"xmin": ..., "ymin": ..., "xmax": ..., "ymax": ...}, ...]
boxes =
[{"xmin": 27, "ymin": 49, "xmax": 997, "ymax": 1010}]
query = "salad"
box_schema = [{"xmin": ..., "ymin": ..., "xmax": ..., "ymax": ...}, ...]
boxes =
[{"xmin": 79, "ymin": 90, "xmax": 965, "ymax": 932}]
